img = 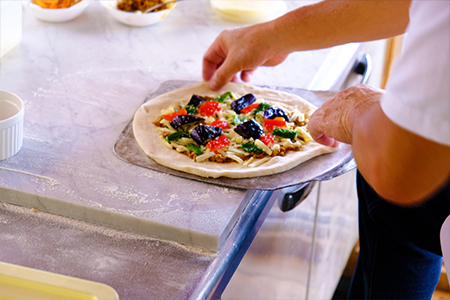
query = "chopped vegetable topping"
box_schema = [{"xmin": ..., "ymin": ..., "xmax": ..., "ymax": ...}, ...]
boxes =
[
  {"xmin": 253, "ymin": 103, "xmax": 272, "ymax": 115},
  {"xmin": 184, "ymin": 104, "xmax": 198, "ymax": 115},
  {"xmin": 207, "ymin": 135, "xmax": 230, "ymax": 152},
  {"xmin": 234, "ymin": 119, "xmax": 264, "ymax": 140},
  {"xmin": 215, "ymin": 92, "xmax": 234, "ymax": 103},
  {"xmin": 210, "ymin": 120, "xmax": 229, "ymax": 129},
  {"xmin": 272, "ymin": 128, "xmax": 297, "ymax": 140},
  {"xmin": 259, "ymin": 134, "xmax": 275, "ymax": 146},
  {"xmin": 240, "ymin": 142, "xmax": 264, "ymax": 154},
  {"xmin": 233, "ymin": 115, "xmax": 246, "ymax": 125},
  {"xmin": 198, "ymin": 101, "xmax": 222, "ymax": 117},
  {"xmin": 166, "ymin": 131, "xmax": 191, "ymax": 143},
  {"xmin": 188, "ymin": 95, "xmax": 207, "ymax": 107},
  {"xmin": 240, "ymin": 103, "xmax": 260, "ymax": 114},
  {"xmin": 263, "ymin": 106, "xmax": 289, "ymax": 121},
  {"xmin": 231, "ymin": 94, "xmax": 256, "ymax": 114},
  {"xmin": 185, "ymin": 143, "xmax": 203, "ymax": 155},
  {"xmin": 191, "ymin": 125, "xmax": 222, "ymax": 145},
  {"xmin": 170, "ymin": 114, "xmax": 204, "ymax": 130},
  {"xmin": 162, "ymin": 108, "xmax": 187, "ymax": 121},
  {"xmin": 263, "ymin": 117, "xmax": 287, "ymax": 132}
]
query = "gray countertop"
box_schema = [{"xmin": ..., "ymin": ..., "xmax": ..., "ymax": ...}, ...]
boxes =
[{"xmin": 0, "ymin": 0, "xmax": 360, "ymax": 298}]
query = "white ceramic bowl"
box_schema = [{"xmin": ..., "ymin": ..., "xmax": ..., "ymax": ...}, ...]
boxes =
[
  {"xmin": 22, "ymin": 0, "xmax": 91, "ymax": 23},
  {"xmin": 0, "ymin": 91, "xmax": 24, "ymax": 161},
  {"xmin": 100, "ymin": 0, "xmax": 176, "ymax": 27}
]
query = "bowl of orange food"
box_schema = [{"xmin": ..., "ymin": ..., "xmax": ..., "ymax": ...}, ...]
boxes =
[
  {"xmin": 23, "ymin": 0, "xmax": 91, "ymax": 22},
  {"xmin": 100, "ymin": 0, "xmax": 176, "ymax": 27}
]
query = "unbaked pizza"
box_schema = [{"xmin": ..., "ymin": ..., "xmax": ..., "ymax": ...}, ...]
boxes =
[{"xmin": 133, "ymin": 82, "xmax": 337, "ymax": 178}]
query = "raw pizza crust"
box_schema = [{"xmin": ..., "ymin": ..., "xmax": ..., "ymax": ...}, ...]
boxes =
[{"xmin": 133, "ymin": 82, "xmax": 338, "ymax": 178}]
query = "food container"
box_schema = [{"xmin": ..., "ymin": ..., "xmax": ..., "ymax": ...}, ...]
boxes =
[
  {"xmin": 22, "ymin": 0, "xmax": 91, "ymax": 23},
  {"xmin": 0, "ymin": 1, "xmax": 22, "ymax": 58},
  {"xmin": 0, "ymin": 91, "xmax": 24, "ymax": 161},
  {"xmin": 210, "ymin": 0, "xmax": 286, "ymax": 24},
  {"xmin": 100, "ymin": 0, "xmax": 176, "ymax": 27}
]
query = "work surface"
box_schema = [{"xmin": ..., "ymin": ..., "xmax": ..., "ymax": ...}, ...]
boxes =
[
  {"xmin": 0, "ymin": 0, "xmax": 334, "ymax": 251},
  {"xmin": 0, "ymin": 1, "xmax": 362, "ymax": 298}
]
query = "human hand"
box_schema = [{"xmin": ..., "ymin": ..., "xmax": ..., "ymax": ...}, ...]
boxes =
[
  {"xmin": 202, "ymin": 24, "xmax": 289, "ymax": 91},
  {"xmin": 307, "ymin": 84, "xmax": 384, "ymax": 146}
]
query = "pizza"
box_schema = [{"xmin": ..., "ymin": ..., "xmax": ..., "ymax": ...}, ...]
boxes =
[{"xmin": 133, "ymin": 82, "xmax": 338, "ymax": 178}]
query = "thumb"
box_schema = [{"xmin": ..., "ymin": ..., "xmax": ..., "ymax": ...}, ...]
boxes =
[{"xmin": 307, "ymin": 117, "xmax": 340, "ymax": 147}]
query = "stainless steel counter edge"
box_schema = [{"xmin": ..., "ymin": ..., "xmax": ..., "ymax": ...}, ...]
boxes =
[{"xmin": 190, "ymin": 189, "xmax": 275, "ymax": 300}]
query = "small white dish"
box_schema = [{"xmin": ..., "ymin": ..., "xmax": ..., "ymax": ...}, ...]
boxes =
[
  {"xmin": 22, "ymin": 0, "xmax": 91, "ymax": 23},
  {"xmin": 100, "ymin": 0, "xmax": 176, "ymax": 27},
  {"xmin": 0, "ymin": 90, "xmax": 24, "ymax": 161}
]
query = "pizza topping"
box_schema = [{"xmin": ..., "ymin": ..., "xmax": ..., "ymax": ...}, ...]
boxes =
[
  {"xmin": 162, "ymin": 108, "xmax": 187, "ymax": 121},
  {"xmin": 263, "ymin": 117, "xmax": 287, "ymax": 132},
  {"xmin": 198, "ymin": 101, "xmax": 222, "ymax": 117},
  {"xmin": 185, "ymin": 143, "xmax": 203, "ymax": 155},
  {"xmin": 231, "ymin": 94, "xmax": 257, "ymax": 114},
  {"xmin": 259, "ymin": 134, "xmax": 275, "ymax": 146},
  {"xmin": 210, "ymin": 120, "xmax": 229, "ymax": 129},
  {"xmin": 234, "ymin": 119, "xmax": 264, "ymax": 140},
  {"xmin": 170, "ymin": 115, "xmax": 204, "ymax": 130},
  {"xmin": 155, "ymin": 90, "xmax": 314, "ymax": 168},
  {"xmin": 207, "ymin": 135, "xmax": 230, "ymax": 152},
  {"xmin": 272, "ymin": 128, "xmax": 298, "ymax": 140},
  {"xmin": 240, "ymin": 103, "xmax": 260, "ymax": 114},
  {"xmin": 240, "ymin": 142, "xmax": 264, "ymax": 154},
  {"xmin": 215, "ymin": 92, "xmax": 234, "ymax": 103},
  {"xmin": 187, "ymin": 95, "xmax": 208, "ymax": 107},
  {"xmin": 191, "ymin": 125, "xmax": 222, "ymax": 145},
  {"xmin": 263, "ymin": 106, "xmax": 289, "ymax": 121}
]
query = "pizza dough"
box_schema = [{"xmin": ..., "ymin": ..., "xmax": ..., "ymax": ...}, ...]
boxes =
[{"xmin": 133, "ymin": 82, "xmax": 338, "ymax": 178}]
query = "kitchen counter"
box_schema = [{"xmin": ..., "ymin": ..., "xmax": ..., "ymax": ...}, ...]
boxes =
[{"xmin": 0, "ymin": 1, "xmax": 360, "ymax": 299}]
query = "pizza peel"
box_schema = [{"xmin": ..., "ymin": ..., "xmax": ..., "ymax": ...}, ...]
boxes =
[{"xmin": 113, "ymin": 80, "xmax": 356, "ymax": 191}]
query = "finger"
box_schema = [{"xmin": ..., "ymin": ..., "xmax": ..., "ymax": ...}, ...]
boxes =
[
  {"xmin": 314, "ymin": 134, "xmax": 340, "ymax": 147},
  {"xmin": 240, "ymin": 69, "xmax": 256, "ymax": 82},
  {"xmin": 209, "ymin": 58, "xmax": 242, "ymax": 91},
  {"xmin": 202, "ymin": 42, "xmax": 227, "ymax": 82}
]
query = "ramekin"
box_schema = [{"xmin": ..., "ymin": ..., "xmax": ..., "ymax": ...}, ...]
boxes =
[{"xmin": 0, "ymin": 90, "xmax": 24, "ymax": 160}]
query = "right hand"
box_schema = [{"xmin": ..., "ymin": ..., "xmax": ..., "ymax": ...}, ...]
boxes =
[{"xmin": 202, "ymin": 24, "xmax": 289, "ymax": 91}]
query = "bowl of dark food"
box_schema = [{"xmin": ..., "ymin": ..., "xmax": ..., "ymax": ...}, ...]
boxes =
[{"xmin": 100, "ymin": 0, "xmax": 176, "ymax": 27}]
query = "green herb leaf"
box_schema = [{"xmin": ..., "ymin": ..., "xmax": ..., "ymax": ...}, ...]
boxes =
[
  {"xmin": 233, "ymin": 115, "xmax": 246, "ymax": 125},
  {"xmin": 184, "ymin": 104, "xmax": 197, "ymax": 114}
]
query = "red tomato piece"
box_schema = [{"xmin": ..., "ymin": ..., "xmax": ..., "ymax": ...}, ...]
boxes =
[
  {"xmin": 207, "ymin": 135, "xmax": 230, "ymax": 152},
  {"xmin": 162, "ymin": 108, "xmax": 187, "ymax": 121},
  {"xmin": 198, "ymin": 101, "xmax": 222, "ymax": 117},
  {"xmin": 210, "ymin": 120, "xmax": 229, "ymax": 129},
  {"xmin": 264, "ymin": 117, "xmax": 287, "ymax": 132},
  {"xmin": 259, "ymin": 134, "xmax": 275, "ymax": 146},
  {"xmin": 240, "ymin": 103, "xmax": 260, "ymax": 114}
]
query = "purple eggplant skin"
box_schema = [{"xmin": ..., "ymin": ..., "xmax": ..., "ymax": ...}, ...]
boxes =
[
  {"xmin": 187, "ymin": 95, "xmax": 207, "ymax": 107},
  {"xmin": 231, "ymin": 94, "xmax": 257, "ymax": 114},
  {"xmin": 263, "ymin": 106, "xmax": 289, "ymax": 121},
  {"xmin": 191, "ymin": 125, "xmax": 222, "ymax": 145},
  {"xmin": 234, "ymin": 119, "xmax": 264, "ymax": 140},
  {"xmin": 170, "ymin": 115, "xmax": 205, "ymax": 130}
]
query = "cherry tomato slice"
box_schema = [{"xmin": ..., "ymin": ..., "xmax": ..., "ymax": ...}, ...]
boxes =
[
  {"xmin": 162, "ymin": 108, "xmax": 187, "ymax": 121},
  {"xmin": 210, "ymin": 120, "xmax": 229, "ymax": 129},
  {"xmin": 198, "ymin": 101, "xmax": 222, "ymax": 117},
  {"xmin": 207, "ymin": 135, "xmax": 230, "ymax": 152},
  {"xmin": 263, "ymin": 117, "xmax": 287, "ymax": 132},
  {"xmin": 240, "ymin": 103, "xmax": 260, "ymax": 114}
]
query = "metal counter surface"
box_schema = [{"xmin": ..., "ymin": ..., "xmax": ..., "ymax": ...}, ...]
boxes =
[{"xmin": 0, "ymin": 0, "xmax": 360, "ymax": 299}]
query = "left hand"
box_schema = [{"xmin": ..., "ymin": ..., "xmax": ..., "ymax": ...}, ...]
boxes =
[{"xmin": 307, "ymin": 84, "xmax": 385, "ymax": 146}]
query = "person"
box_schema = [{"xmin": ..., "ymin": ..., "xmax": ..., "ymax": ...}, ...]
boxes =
[{"xmin": 202, "ymin": 0, "xmax": 450, "ymax": 298}]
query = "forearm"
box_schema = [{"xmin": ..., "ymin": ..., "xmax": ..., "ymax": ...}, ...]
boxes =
[
  {"xmin": 352, "ymin": 104, "xmax": 450, "ymax": 206},
  {"xmin": 267, "ymin": 0, "xmax": 411, "ymax": 53}
]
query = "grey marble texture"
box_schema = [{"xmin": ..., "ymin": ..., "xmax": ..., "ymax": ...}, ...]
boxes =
[{"xmin": 0, "ymin": 0, "xmax": 337, "ymax": 251}]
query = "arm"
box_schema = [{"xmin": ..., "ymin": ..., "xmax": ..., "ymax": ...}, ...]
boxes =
[
  {"xmin": 203, "ymin": 0, "xmax": 411, "ymax": 90},
  {"xmin": 307, "ymin": 84, "xmax": 450, "ymax": 206}
]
